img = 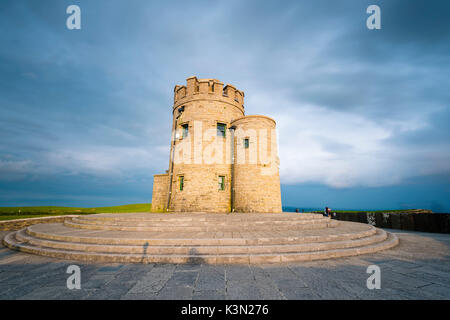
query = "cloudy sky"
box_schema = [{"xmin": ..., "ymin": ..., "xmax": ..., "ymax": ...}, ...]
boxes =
[{"xmin": 0, "ymin": 0, "xmax": 449, "ymax": 211}]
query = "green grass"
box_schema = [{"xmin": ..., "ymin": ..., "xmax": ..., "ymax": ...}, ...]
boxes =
[
  {"xmin": 0, "ymin": 203, "xmax": 152, "ymax": 221},
  {"xmin": 0, "ymin": 214, "xmax": 80, "ymax": 221}
]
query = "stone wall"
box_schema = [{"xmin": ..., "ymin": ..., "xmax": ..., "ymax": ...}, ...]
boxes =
[
  {"xmin": 151, "ymin": 174, "xmax": 169, "ymax": 212},
  {"xmin": 232, "ymin": 116, "xmax": 282, "ymax": 213},
  {"xmin": 0, "ymin": 215, "xmax": 79, "ymax": 231},
  {"xmin": 167, "ymin": 77, "xmax": 244, "ymax": 213},
  {"xmin": 168, "ymin": 164, "xmax": 232, "ymax": 212},
  {"xmin": 334, "ymin": 211, "xmax": 450, "ymax": 234}
]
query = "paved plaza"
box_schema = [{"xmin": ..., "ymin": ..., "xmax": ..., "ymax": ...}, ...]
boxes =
[{"xmin": 0, "ymin": 229, "xmax": 449, "ymax": 300}]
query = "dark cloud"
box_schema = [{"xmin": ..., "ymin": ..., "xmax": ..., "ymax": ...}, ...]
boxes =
[{"xmin": 0, "ymin": 0, "xmax": 449, "ymax": 210}]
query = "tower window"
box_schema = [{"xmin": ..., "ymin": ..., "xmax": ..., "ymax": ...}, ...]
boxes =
[
  {"xmin": 181, "ymin": 124, "xmax": 189, "ymax": 138},
  {"xmin": 244, "ymin": 138, "xmax": 249, "ymax": 148},
  {"xmin": 179, "ymin": 176, "xmax": 184, "ymax": 191},
  {"xmin": 218, "ymin": 176, "xmax": 225, "ymax": 191},
  {"xmin": 217, "ymin": 123, "xmax": 226, "ymax": 137}
]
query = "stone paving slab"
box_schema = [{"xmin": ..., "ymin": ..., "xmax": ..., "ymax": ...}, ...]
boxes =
[{"xmin": 0, "ymin": 229, "xmax": 449, "ymax": 300}]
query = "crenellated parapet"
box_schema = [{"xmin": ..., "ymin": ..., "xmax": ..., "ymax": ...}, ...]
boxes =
[{"xmin": 173, "ymin": 76, "xmax": 245, "ymax": 113}]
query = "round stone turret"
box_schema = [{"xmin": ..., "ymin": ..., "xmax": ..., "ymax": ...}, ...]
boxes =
[
  {"xmin": 231, "ymin": 115, "xmax": 282, "ymax": 213},
  {"xmin": 151, "ymin": 76, "xmax": 282, "ymax": 213}
]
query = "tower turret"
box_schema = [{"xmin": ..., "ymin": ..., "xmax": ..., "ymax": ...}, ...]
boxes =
[{"xmin": 151, "ymin": 76, "xmax": 281, "ymax": 213}]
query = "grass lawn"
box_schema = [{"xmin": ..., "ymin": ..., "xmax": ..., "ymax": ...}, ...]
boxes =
[{"xmin": 0, "ymin": 203, "xmax": 152, "ymax": 221}]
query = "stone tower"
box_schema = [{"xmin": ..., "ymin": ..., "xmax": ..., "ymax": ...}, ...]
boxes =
[{"xmin": 151, "ymin": 76, "xmax": 282, "ymax": 213}]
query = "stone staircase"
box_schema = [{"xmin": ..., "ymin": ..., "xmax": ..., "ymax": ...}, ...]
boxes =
[{"xmin": 2, "ymin": 213, "xmax": 398, "ymax": 264}]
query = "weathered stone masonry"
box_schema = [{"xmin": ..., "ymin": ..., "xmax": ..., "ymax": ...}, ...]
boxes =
[{"xmin": 151, "ymin": 76, "xmax": 282, "ymax": 213}]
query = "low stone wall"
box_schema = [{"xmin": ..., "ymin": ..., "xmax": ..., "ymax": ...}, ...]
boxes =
[
  {"xmin": 334, "ymin": 212, "xmax": 450, "ymax": 234},
  {"xmin": 0, "ymin": 215, "xmax": 79, "ymax": 231}
]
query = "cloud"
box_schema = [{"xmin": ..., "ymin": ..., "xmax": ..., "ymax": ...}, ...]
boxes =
[
  {"xmin": 45, "ymin": 147, "xmax": 155, "ymax": 176},
  {"xmin": 271, "ymin": 101, "xmax": 449, "ymax": 188},
  {"xmin": 0, "ymin": 158, "xmax": 35, "ymax": 181},
  {"xmin": 0, "ymin": 0, "xmax": 449, "ymax": 208},
  {"xmin": 0, "ymin": 144, "xmax": 168, "ymax": 182}
]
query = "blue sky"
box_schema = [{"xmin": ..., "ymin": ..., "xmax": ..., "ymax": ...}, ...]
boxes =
[{"xmin": 0, "ymin": 0, "xmax": 449, "ymax": 211}]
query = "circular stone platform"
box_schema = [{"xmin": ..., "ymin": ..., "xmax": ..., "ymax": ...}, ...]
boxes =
[{"xmin": 2, "ymin": 213, "xmax": 398, "ymax": 264}]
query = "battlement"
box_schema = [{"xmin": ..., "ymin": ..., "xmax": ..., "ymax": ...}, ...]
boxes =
[{"xmin": 173, "ymin": 76, "xmax": 244, "ymax": 110}]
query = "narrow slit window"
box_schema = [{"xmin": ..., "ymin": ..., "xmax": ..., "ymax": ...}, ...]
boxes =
[
  {"xmin": 179, "ymin": 176, "xmax": 184, "ymax": 191},
  {"xmin": 244, "ymin": 138, "xmax": 249, "ymax": 148},
  {"xmin": 218, "ymin": 176, "xmax": 225, "ymax": 191},
  {"xmin": 182, "ymin": 124, "xmax": 189, "ymax": 138},
  {"xmin": 217, "ymin": 123, "xmax": 226, "ymax": 137}
]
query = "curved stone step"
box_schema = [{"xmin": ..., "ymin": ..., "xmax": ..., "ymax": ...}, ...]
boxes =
[
  {"xmin": 26, "ymin": 223, "xmax": 376, "ymax": 246},
  {"xmin": 14, "ymin": 228, "xmax": 387, "ymax": 255},
  {"xmin": 74, "ymin": 212, "xmax": 326, "ymax": 223},
  {"xmin": 64, "ymin": 219, "xmax": 337, "ymax": 232},
  {"xmin": 2, "ymin": 230, "xmax": 399, "ymax": 264},
  {"xmin": 72, "ymin": 216, "xmax": 328, "ymax": 227}
]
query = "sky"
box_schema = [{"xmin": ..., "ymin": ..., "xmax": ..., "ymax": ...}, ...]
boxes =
[{"xmin": 0, "ymin": 0, "xmax": 449, "ymax": 211}]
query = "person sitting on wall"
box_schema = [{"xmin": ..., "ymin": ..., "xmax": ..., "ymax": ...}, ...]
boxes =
[
  {"xmin": 328, "ymin": 208, "xmax": 336, "ymax": 219},
  {"xmin": 327, "ymin": 207, "xmax": 335, "ymax": 218},
  {"xmin": 324, "ymin": 207, "xmax": 329, "ymax": 217}
]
